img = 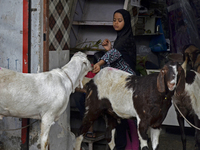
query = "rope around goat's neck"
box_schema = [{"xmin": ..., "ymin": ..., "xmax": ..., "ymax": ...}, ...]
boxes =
[
  {"xmin": 173, "ymin": 102, "xmax": 200, "ymax": 130},
  {"xmin": 64, "ymin": 71, "xmax": 74, "ymax": 91}
]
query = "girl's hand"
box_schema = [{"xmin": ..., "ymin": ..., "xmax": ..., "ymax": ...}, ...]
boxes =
[
  {"xmin": 102, "ymin": 39, "xmax": 111, "ymax": 51},
  {"xmin": 92, "ymin": 64, "xmax": 101, "ymax": 73}
]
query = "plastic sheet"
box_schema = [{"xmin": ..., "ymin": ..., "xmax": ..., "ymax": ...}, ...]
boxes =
[
  {"xmin": 167, "ymin": 0, "xmax": 200, "ymax": 53},
  {"xmin": 149, "ymin": 18, "xmax": 167, "ymax": 52}
]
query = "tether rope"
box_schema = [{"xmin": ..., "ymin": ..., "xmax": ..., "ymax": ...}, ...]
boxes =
[
  {"xmin": 0, "ymin": 120, "xmax": 38, "ymax": 132},
  {"xmin": 173, "ymin": 102, "xmax": 200, "ymax": 130}
]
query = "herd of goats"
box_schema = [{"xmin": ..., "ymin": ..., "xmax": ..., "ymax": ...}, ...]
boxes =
[
  {"xmin": 0, "ymin": 44, "xmax": 200, "ymax": 150},
  {"xmin": 75, "ymin": 44, "xmax": 200, "ymax": 150}
]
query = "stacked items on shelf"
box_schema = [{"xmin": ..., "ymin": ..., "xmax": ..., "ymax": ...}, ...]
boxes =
[{"xmin": 135, "ymin": 17, "xmax": 145, "ymax": 35}]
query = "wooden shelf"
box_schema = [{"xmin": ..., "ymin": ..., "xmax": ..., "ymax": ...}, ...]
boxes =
[
  {"xmin": 73, "ymin": 21, "xmax": 113, "ymax": 26},
  {"xmin": 138, "ymin": 15, "xmax": 162, "ymax": 18},
  {"xmin": 70, "ymin": 0, "xmax": 127, "ymax": 53},
  {"xmin": 70, "ymin": 48, "xmax": 105, "ymax": 51},
  {"xmin": 70, "ymin": 48, "xmax": 105, "ymax": 55},
  {"xmin": 134, "ymin": 33, "xmax": 163, "ymax": 36}
]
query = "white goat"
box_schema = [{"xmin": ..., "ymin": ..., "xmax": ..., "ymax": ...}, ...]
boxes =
[{"xmin": 0, "ymin": 52, "xmax": 92, "ymax": 150}]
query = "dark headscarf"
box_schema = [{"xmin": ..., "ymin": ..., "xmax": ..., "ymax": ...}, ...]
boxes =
[{"xmin": 113, "ymin": 9, "xmax": 136, "ymax": 72}]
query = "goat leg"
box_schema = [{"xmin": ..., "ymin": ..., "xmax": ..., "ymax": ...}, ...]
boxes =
[
  {"xmin": 75, "ymin": 118, "xmax": 95, "ymax": 150},
  {"xmin": 150, "ymin": 127, "xmax": 161, "ymax": 150},
  {"xmin": 40, "ymin": 116, "xmax": 54, "ymax": 150},
  {"xmin": 75, "ymin": 109, "xmax": 103, "ymax": 150},
  {"xmin": 176, "ymin": 112, "xmax": 186, "ymax": 150},
  {"xmin": 103, "ymin": 114, "xmax": 118, "ymax": 150},
  {"xmin": 194, "ymin": 115, "xmax": 200, "ymax": 150},
  {"xmin": 104, "ymin": 114, "xmax": 118, "ymax": 141},
  {"xmin": 108, "ymin": 129, "xmax": 116, "ymax": 150},
  {"xmin": 138, "ymin": 119, "xmax": 149, "ymax": 150}
]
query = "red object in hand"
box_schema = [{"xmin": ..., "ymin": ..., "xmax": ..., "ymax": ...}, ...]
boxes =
[
  {"xmin": 85, "ymin": 64, "xmax": 96, "ymax": 78},
  {"xmin": 85, "ymin": 71, "xmax": 96, "ymax": 78}
]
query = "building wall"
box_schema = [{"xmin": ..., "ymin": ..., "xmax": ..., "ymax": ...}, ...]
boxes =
[
  {"xmin": 0, "ymin": 0, "xmax": 75, "ymax": 149},
  {"xmin": 31, "ymin": 0, "xmax": 44, "ymax": 73},
  {"xmin": 0, "ymin": 1, "xmax": 24, "ymax": 149},
  {"xmin": 0, "ymin": 0, "xmax": 23, "ymax": 72},
  {"xmin": 29, "ymin": 0, "xmax": 76, "ymax": 150},
  {"xmin": 49, "ymin": 0, "xmax": 72, "ymax": 51}
]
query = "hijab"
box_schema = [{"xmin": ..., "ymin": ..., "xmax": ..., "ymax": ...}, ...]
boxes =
[{"xmin": 113, "ymin": 9, "xmax": 136, "ymax": 72}]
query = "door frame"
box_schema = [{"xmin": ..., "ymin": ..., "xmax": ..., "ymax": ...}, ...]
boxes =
[
  {"xmin": 21, "ymin": 0, "xmax": 49, "ymax": 149},
  {"xmin": 22, "ymin": 0, "xmax": 30, "ymax": 149},
  {"xmin": 43, "ymin": 0, "xmax": 49, "ymax": 72}
]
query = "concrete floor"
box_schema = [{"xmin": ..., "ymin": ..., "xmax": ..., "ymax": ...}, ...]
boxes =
[
  {"xmin": 79, "ymin": 125, "xmax": 196, "ymax": 150},
  {"xmin": 156, "ymin": 125, "xmax": 195, "ymax": 150},
  {"xmin": 71, "ymin": 107, "xmax": 196, "ymax": 150}
]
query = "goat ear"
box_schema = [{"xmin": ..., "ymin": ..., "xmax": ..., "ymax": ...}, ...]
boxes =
[
  {"xmin": 197, "ymin": 66, "xmax": 200, "ymax": 74},
  {"xmin": 176, "ymin": 65, "xmax": 185, "ymax": 95},
  {"xmin": 194, "ymin": 55, "xmax": 200, "ymax": 72},
  {"xmin": 181, "ymin": 54, "xmax": 188, "ymax": 75},
  {"xmin": 157, "ymin": 68, "xmax": 166, "ymax": 93}
]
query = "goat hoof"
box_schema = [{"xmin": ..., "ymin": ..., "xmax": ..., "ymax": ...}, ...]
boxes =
[{"xmin": 142, "ymin": 146, "xmax": 149, "ymax": 150}]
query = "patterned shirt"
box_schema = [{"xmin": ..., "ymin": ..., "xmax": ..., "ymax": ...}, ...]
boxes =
[{"xmin": 100, "ymin": 49, "xmax": 136, "ymax": 75}]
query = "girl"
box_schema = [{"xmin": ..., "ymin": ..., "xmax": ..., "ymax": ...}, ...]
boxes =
[
  {"xmin": 93, "ymin": 9, "xmax": 136, "ymax": 75},
  {"xmin": 93, "ymin": 9, "xmax": 139, "ymax": 150}
]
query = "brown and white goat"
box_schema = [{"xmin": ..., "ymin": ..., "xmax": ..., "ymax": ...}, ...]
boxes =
[
  {"xmin": 75, "ymin": 61, "xmax": 185, "ymax": 150},
  {"xmin": 173, "ymin": 44, "xmax": 200, "ymax": 150}
]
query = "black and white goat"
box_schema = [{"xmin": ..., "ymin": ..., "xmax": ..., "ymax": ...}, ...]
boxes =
[
  {"xmin": 0, "ymin": 52, "xmax": 92, "ymax": 150},
  {"xmin": 75, "ymin": 61, "xmax": 185, "ymax": 150},
  {"xmin": 173, "ymin": 44, "xmax": 200, "ymax": 150}
]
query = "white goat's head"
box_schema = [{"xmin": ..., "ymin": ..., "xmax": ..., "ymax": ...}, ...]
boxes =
[{"xmin": 72, "ymin": 52, "xmax": 92, "ymax": 89}]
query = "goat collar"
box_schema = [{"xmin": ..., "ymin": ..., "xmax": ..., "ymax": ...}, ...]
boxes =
[{"xmin": 64, "ymin": 71, "xmax": 74, "ymax": 91}]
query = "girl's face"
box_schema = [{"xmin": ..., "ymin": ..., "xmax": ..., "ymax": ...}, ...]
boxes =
[{"xmin": 113, "ymin": 12, "xmax": 125, "ymax": 31}]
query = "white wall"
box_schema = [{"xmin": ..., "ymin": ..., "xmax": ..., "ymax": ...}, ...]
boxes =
[
  {"xmin": 0, "ymin": 1, "xmax": 23, "ymax": 149},
  {"xmin": 29, "ymin": 0, "xmax": 74, "ymax": 149},
  {"xmin": 31, "ymin": 0, "xmax": 43, "ymax": 73},
  {"xmin": 0, "ymin": 1, "xmax": 74, "ymax": 149},
  {"xmin": 0, "ymin": 0, "xmax": 23, "ymax": 72}
]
